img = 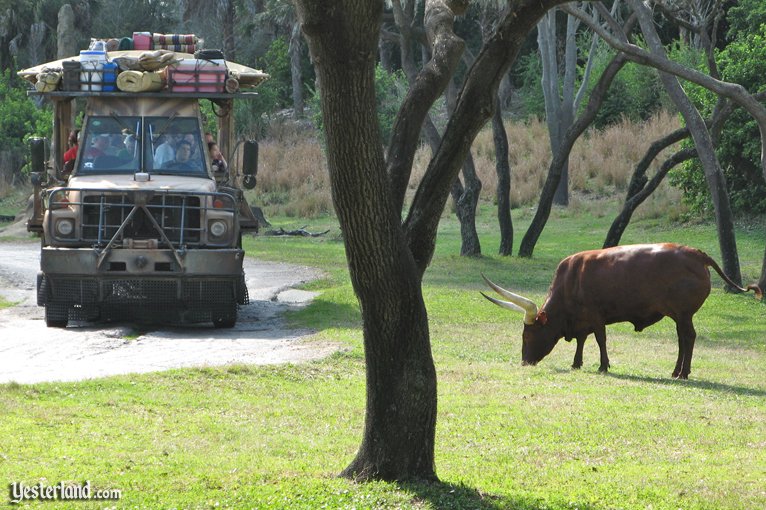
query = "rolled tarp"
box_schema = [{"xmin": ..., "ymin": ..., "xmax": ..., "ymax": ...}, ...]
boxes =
[{"xmin": 116, "ymin": 70, "xmax": 164, "ymax": 92}]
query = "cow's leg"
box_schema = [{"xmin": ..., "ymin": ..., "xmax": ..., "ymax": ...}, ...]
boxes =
[
  {"xmin": 572, "ymin": 336, "xmax": 586, "ymax": 369},
  {"xmin": 594, "ymin": 325, "xmax": 610, "ymax": 372},
  {"xmin": 674, "ymin": 316, "xmax": 697, "ymax": 379},
  {"xmin": 672, "ymin": 330, "xmax": 684, "ymax": 378}
]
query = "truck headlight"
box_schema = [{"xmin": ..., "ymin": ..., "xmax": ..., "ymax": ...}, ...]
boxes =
[
  {"xmin": 209, "ymin": 220, "xmax": 228, "ymax": 238},
  {"xmin": 55, "ymin": 219, "xmax": 74, "ymax": 237}
]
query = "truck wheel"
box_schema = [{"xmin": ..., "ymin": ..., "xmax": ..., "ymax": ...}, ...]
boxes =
[
  {"xmin": 212, "ymin": 305, "xmax": 237, "ymax": 328},
  {"xmin": 45, "ymin": 303, "xmax": 68, "ymax": 328}
]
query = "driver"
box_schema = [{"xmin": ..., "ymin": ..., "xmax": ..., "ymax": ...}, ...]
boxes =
[{"xmin": 163, "ymin": 140, "xmax": 196, "ymax": 170}]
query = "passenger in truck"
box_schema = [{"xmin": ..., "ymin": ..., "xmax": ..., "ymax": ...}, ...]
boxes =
[
  {"xmin": 163, "ymin": 140, "xmax": 197, "ymax": 170},
  {"xmin": 84, "ymin": 134, "xmax": 110, "ymax": 159},
  {"xmin": 117, "ymin": 134, "xmax": 137, "ymax": 161},
  {"xmin": 154, "ymin": 133, "xmax": 177, "ymax": 168},
  {"xmin": 62, "ymin": 130, "xmax": 80, "ymax": 177}
]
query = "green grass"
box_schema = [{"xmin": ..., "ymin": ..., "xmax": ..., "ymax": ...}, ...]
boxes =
[{"xmin": 1, "ymin": 205, "xmax": 764, "ymax": 509}]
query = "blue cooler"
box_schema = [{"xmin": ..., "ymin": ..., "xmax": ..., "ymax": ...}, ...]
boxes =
[{"xmin": 102, "ymin": 61, "xmax": 117, "ymax": 91}]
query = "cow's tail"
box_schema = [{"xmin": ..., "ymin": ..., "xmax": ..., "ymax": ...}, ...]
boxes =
[{"xmin": 699, "ymin": 250, "xmax": 763, "ymax": 300}]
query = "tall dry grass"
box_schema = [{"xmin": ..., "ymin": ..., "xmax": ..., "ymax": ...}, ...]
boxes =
[{"xmin": 252, "ymin": 110, "xmax": 686, "ymax": 220}]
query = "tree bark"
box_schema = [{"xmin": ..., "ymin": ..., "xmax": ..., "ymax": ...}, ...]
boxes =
[
  {"xmin": 296, "ymin": 0, "xmax": 578, "ymax": 482},
  {"xmin": 295, "ymin": 0, "xmax": 437, "ymax": 481},
  {"xmin": 492, "ymin": 99, "xmax": 513, "ymax": 255}
]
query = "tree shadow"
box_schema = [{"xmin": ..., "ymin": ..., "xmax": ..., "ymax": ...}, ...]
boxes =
[
  {"xmin": 604, "ymin": 371, "xmax": 766, "ymax": 397},
  {"xmin": 399, "ymin": 479, "xmax": 603, "ymax": 510}
]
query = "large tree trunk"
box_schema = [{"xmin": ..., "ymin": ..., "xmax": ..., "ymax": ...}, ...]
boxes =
[
  {"xmin": 297, "ymin": 0, "xmax": 577, "ymax": 482},
  {"xmin": 491, "ymin": 101, "xmax": 513, "ymax": 255}
]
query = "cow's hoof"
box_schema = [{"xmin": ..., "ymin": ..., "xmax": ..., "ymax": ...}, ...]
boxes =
[
  {"xmin": 571, "ymin": 364, "xmax": 582, "ymax": 370},
  {"xmin": 673, "ymin": 373, "xmax": 689, "ymax": 380},
  {"xmin": 598, "ymin": 366, "xmax": 609, "ymax": 373}
]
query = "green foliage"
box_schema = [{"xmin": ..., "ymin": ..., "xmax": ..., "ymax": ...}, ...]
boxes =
[
  {"xmin": 235, "ymin": 37, "xmax": 292, "ymax": 136},
  {"xmin": 0, "ymin": 70, "xmax": 51, "ymax": 150},
  {"xmin": 668, "ymin": 8, "xmax": 766, "ymax": 217},
  {"xmin": 591, "ymin": 57, "xmax": 668, "ymax": 128},
  {"xmin": 512, "ymin": 50, "xmax": 545, "ymax": 119},
  {"xmin": 513, "ymin": 38, "xmax": 671, "ymax": 127}
]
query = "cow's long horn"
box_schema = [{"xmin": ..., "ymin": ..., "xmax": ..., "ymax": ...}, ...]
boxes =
[{"xmin": 481, "ymin": 273, "xmax": 539, "ymax": 325}]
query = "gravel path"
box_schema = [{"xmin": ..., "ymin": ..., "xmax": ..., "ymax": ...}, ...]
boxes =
[{"xmin": 0, "ymin": 240, "xmax": 338, "ymax": 384}]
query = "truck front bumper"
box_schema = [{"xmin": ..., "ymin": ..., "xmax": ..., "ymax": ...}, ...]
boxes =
[{"xmin": 38, "ymin": 248, "xmax": 248, "ymax": 320}]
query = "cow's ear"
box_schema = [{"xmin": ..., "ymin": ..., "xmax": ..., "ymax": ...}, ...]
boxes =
[{"xmin": 537, "ymin": 311, "xmax": 548, "ymax": 325}]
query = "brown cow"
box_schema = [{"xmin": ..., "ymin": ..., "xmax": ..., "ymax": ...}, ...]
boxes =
[{"xmin": 482, "ymin": 243, "xmax": 762, "ymax": 379}]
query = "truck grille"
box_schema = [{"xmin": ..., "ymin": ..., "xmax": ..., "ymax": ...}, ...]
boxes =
[
  {"xmin": 47, "ymin": 188, "xmax": 237, "ymax": 248},
  {"xmin": 82, "ymin": 193, "xmax": 201, "ymax": 244}
]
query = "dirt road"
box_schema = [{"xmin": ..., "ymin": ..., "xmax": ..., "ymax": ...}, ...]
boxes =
[{"xmin": 0, "ymin": 240, "xmax": 338, "ymax": 384}]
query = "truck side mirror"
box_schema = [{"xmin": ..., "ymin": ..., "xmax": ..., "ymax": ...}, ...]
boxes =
[
  {"xmin": 30, "ymin": 137, "xmax": 47, "ymax": 174},
  {"xmin": 242, "ymin": 140, "xmax": 258, "ymax": 190}
]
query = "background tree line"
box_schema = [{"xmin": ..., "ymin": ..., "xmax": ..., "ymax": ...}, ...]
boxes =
[{"xmin": 2, "ymin": 0, "xmax": 765, "ymax": 224}]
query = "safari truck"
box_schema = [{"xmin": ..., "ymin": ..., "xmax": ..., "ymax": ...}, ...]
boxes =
[{"xmin": 18, "ymin": 42, "xmax": 268, "ymax": 328}]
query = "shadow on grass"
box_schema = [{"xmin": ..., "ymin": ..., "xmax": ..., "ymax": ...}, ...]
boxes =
[
  {"xmin": 400, "ymin": 480, "xmax": 603, "ymax": 510},
  {"xmin": 605, "ymin": 371, "xmax": 766, "ymax": 397}
]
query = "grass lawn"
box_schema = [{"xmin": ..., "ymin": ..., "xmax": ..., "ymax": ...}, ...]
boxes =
[{"xmin": 1, "ymin": 204, "xmax": 764, "ymax": 509}]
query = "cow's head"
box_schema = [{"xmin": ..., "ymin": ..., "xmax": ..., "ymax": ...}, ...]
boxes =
[{"xmin": 481, "ymin": 273, "xmax": 560, "ymax": 366}]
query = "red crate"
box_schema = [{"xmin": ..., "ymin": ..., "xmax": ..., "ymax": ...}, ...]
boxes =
[{"xmin": 167, "ymin": 59, "xmax": 227, "ymax": 93}]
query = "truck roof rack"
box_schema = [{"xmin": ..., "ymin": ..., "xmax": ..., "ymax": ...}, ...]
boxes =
[{"xmin": 27, "ymin": 90, "xmax": 260, "ymax": 100}]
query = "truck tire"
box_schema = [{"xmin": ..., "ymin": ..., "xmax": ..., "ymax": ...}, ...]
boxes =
[
  {"xmin": 45, "ymin": 303, "xmax": 68, "ymax": 328},
  {"xmin": 212, "ymin": 304, "xmax": 237, "ymax": 329}
]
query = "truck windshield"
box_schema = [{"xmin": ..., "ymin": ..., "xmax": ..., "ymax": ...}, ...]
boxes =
[
  {"xmin": 76, "ymin": 115, "xmax": 208, "ymax": 177},
  {"xmin": 77, "ymin": 116, "xmax": 142, "ymax": 174},
  {"xmin": 146, "ymin": 116, "xmax": 206, "ymax": 176}
]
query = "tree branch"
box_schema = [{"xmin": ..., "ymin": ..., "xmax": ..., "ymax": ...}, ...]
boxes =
[
  {"xmin": 387, "ymin": 0, "xmax": 466, "ymax": 214},
  {"xmin": 403, "ymin": 0, "xmax": 578, "ymax": 273}
]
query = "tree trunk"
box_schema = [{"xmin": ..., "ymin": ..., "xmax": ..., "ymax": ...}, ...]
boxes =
[
  {"xmin": 629, "ymin": 0, "xmax": 743, "ymax": 287},
  {"xmin": 449, "ymin": 162, "xmax": 482, "ymax": 256},
  {"xmin": 289, "ymin": 22, "xmax": 305, "ymax": 119},
  {"xmin": 221, "ymin": 0, "xmax": 236, "ymax": 61},
  {"xmin": 446, "ymin": 80, "xmax": 481, "ymax": 256},
  {"xmin": 519, "ymin": 51, "xmax": 629, "ymax": 257},
  {"xmin": 760, "ymin": 244, "xmax": 766, "ymax": 292},
  {"xmin": 295, "ymin": 0, "xmax": 437, "ymax": 482},
  {"xmin": 604, "ymin": 147, "xmax": 696, "ymax": 247},
  {"xmin": 538, "ymin": 11, "xmax": 568, "ymax": 207},
  {"xmin": 57, "ymin": 5, "xmax": 77, "ymax": 59},
  {"xmin": 297, "ymin": 0, "xmax": 578, "ymax": 482},
  {"xmin": 492, "ymin": 102, "xmax": 513, "ymax": 255}
]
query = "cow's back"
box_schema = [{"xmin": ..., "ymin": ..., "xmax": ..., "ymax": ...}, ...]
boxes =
[{"xmin": 547, "ymin": 243, "xmax": 711, "ymax": 327}]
